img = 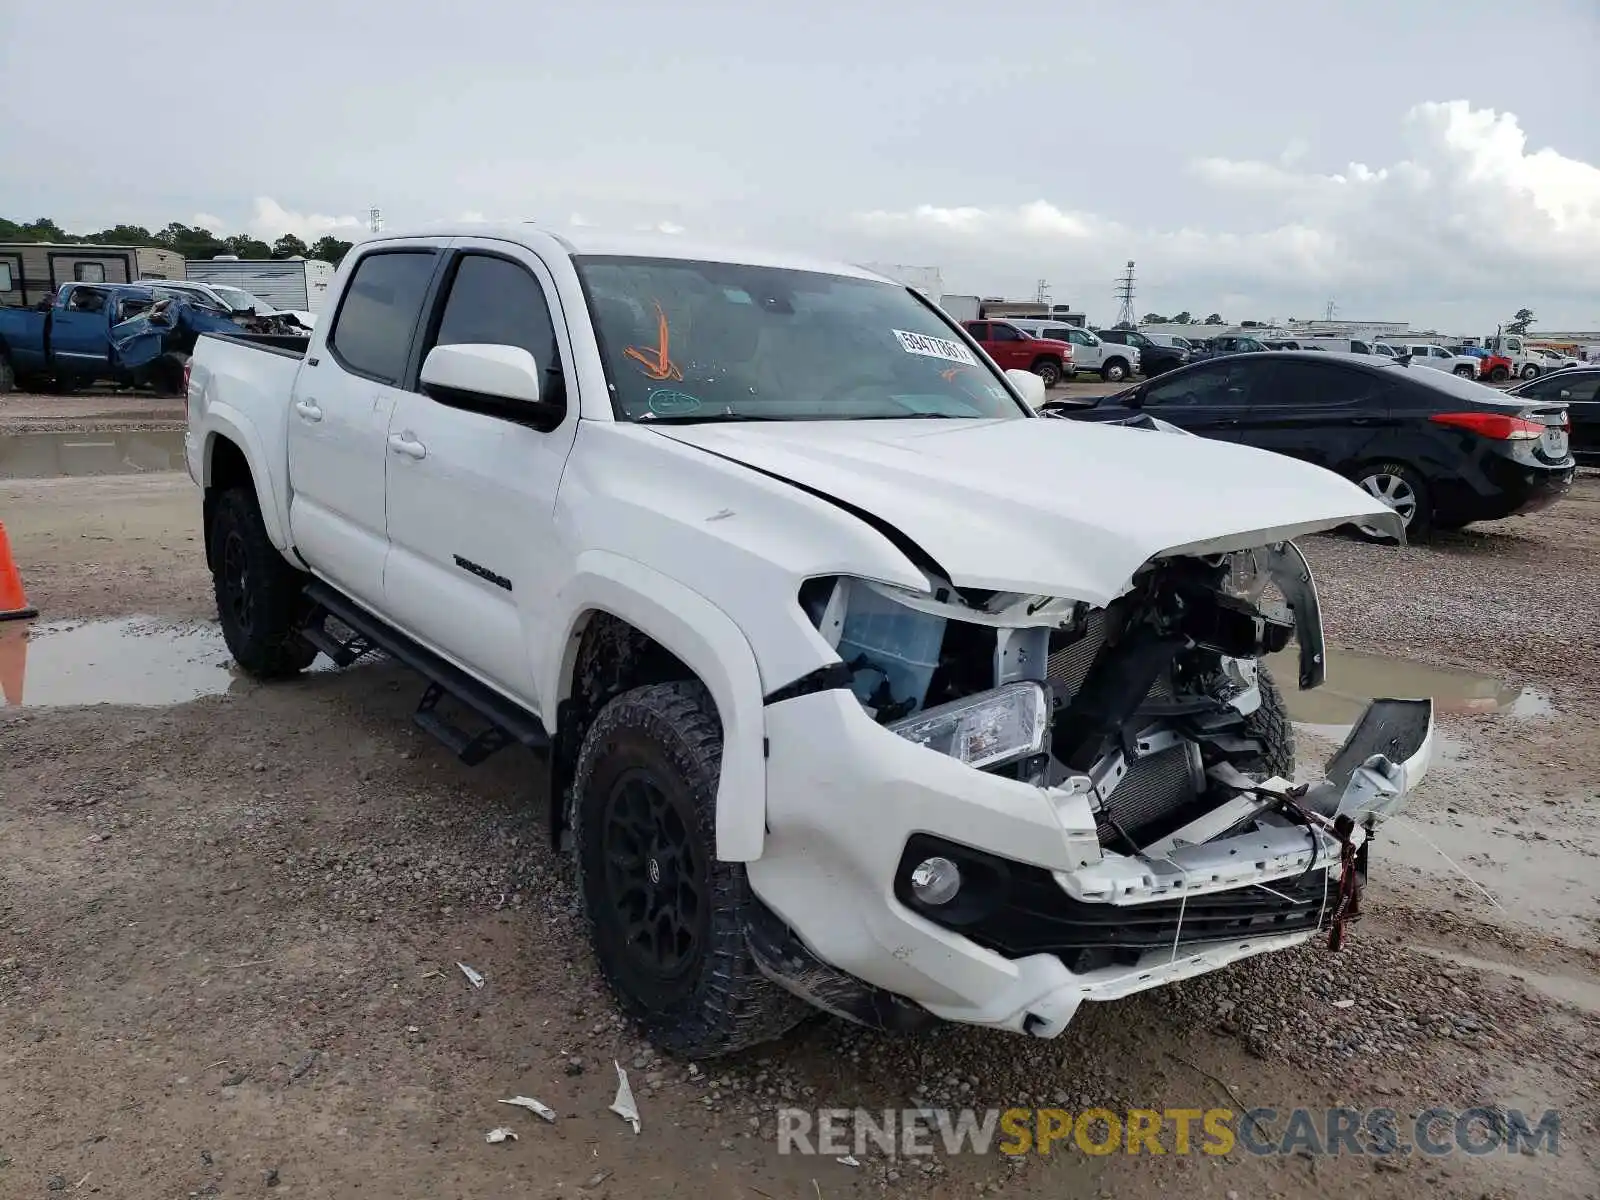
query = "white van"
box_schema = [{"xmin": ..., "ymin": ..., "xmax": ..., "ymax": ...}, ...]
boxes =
[{"xmin": 1006, "ymin": 319, "xmax": 1140, "ymax": 382}]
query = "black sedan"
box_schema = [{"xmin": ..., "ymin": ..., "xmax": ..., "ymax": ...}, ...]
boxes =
[
  {"xmin": 1054, "ymin": 351, "xmax": 1575, "ymax": 540},
  {"xmin": 1504, "ymin": 366, "xmax": 1599, "ymax": 465}
]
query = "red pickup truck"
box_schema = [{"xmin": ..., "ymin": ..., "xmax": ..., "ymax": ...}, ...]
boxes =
[{"xmin": 961, "ymin": 320, "xmax": 1073, "ymax": 388}]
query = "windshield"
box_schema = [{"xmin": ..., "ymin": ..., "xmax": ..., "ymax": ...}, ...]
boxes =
[
  {"xmin": 208, "ymin": 285, "xmax": 277, "ymax": 313},
  {"xmin": 576, "ymin": 256, "xmax": 1029, "ymax": 422},
  {"xmin": 1120, "ymin": 331, "xmax": 1154, "ymax": 349}
]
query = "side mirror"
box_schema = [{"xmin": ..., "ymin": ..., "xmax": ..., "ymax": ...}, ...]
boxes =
[
  {"xmin": 420, "ymin": 343, "xmax": 562, "ymax": 429},
  {"xmin": 1005, "ymin": 368, "xmax": 1048, "ymax": 408}
]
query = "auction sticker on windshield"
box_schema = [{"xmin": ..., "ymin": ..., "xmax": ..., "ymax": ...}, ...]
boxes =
[{"xmin": 894, "ymin": 330, "xmax": 979, "ymax": 367}]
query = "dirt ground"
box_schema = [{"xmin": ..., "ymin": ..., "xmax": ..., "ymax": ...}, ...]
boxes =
[{"xmin": 1, "ymin": 395, "xmax": 1597, "ymax": 1198}]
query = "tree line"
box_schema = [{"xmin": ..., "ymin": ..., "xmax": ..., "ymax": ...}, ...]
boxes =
[
  {"xmin": 1140, "ymin": 312, "xmax": 1227, "ymax": 326},
  {"xmin": 0, "ymin": 216, "xmax": 353, "ymax": 266}
]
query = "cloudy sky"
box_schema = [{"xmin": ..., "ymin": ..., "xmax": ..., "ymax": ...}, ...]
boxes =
[{"xmin": 3, "ymin": 0, "xmax": 1597, "ymax": 331}]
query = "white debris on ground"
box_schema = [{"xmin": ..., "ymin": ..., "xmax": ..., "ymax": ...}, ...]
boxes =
[{"xmin": 609, "ymin": 1060, "xmax": 641, "ymax": 1134}]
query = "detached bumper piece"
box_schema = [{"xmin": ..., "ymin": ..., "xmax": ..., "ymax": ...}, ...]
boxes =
[{"xmin": 893, "ymin": 834, "xmax": 1333, "ymax": 975}]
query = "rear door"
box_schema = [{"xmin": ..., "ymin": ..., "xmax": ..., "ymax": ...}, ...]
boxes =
[
  {"xmin": 1238, "ymin": 358, "xmax": 1390, "ymax": 470},
  {"xmin": 46, "ymin": 286, "xmax": 114, "ymax": 374},
  {"xmin": 287, "ymin": 243, "xmax": 442, "ymax": 603},
  {"xmin": 1136, "ymin": 360, "xmax": 1253, "ymax": 440},
  {"xmin": 381, "ymin": 241, "xmax": 579, "ymax": 705}
]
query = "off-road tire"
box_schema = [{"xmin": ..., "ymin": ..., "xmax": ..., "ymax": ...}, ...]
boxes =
[
  {"xmin": 1101, "ymin": 357, "xmax": 1130, "ymax": 383},
  {"xmin": 208, "ymin": 486, "xmax": 317, "ymax": 679},
  {"xmin": 1241, "ymin": 663, "xmax": 1295, "ymax": 781},
  {"xmin": 1031, "ymin": 357, "xmax": 1062, "ymax": 389},
  {"xmin": 0, "ymin": 351, "xmax": 14, "ymax": 395},
  {"xmin": 574, "ymin": 681, "xmax": 808, "ymax": 1059}
]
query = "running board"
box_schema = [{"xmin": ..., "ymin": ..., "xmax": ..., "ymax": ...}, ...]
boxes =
[{"xmin": 301, "ymin": 580, "xmax": 550, "ymax": 765}]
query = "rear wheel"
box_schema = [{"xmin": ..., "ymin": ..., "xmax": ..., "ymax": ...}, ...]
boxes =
[
  {"xmin": 208, "ymin": 486, "xmax": 317, "ymax": 679},
  {"xmin": 1101, "ymin": 358, "xmax": 1129, "ymax": 383},
  {"xmin": 150, "ymin": 351, "xmax": 190, "ymax": 398},
  {"xmin": 1489, "ymin": 365, "xmax": 1510, "ymax": 383},
  {"xmin": 1352, "ymin": 461, "xmax": 1432, "ymax": 542},
  {"xmin": 0, "ymin": 352, "xmax": 14, "ymax": 395},
  {"xmin": 1453, "ymin": 365, "xmax": 1475, "ymax": 378},
  {"xmin": 574, "ymin": 681, "xmax": 808, "ymax": 1059},
  {"xmin": 1031, "ymin": 358, "xmax": 1062, "ymax": 389}
]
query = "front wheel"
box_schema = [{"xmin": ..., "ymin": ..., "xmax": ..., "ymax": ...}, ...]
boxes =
[
  {"xmin": 1101, "ymin": 358, "xmax": 1129, "ymax": 383},
  {"xmin": 574, "ymin": 681, "xmax": 808, "ymax": 1059},
  {"xmin": 1031, "ymin": 358, "xmax": 1062, "ymax": 389},
  {"xmin": 1240, "ymin": 663, "xmax": 1295, "ymax": 781},
  {"xmin": 1520, "ymin": 364, "xmax": 1539, "ymax": 380},
  {"xmin": 1351, "ymin": 461, "xmax": 1432, "ymax": 542},
  {"xmin": 208, "ymin": 486, "xmax": 318, "ymax": 678}
]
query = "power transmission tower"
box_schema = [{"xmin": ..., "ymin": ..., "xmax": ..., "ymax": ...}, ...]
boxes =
[
  {"xmin": 1035, "ymin": 278, "xmax": 1051, "ymax": 306},
  {"xmin": 369, "ymin": 207, "xmax": 383, "ymax": 234},
  {"xmin": 1324, "ymin": 298, "xmax": 1337, "ymax": 321},
  {"xmin": 1114, "ymin": 261, "xmax": 1136, "ymax": 327}
]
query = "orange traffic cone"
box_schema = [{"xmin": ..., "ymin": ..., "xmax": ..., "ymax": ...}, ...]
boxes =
[
  {"xmin": 0, "ymin": 623, "xmax": 25, "ymax": 706},
  {"xmin": 0, "ymin": 519, "xmax": 36, "ymax": 622}
]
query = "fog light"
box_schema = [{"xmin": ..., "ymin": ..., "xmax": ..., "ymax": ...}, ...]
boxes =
[{"xmin": 909, "ymin": 856, "xmax": 962, "ymax": 906}]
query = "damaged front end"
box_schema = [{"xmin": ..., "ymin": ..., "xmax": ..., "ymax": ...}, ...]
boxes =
[{"xmin": 768, "ymin": 539, "xmax": 1432, "ymax": 1033}]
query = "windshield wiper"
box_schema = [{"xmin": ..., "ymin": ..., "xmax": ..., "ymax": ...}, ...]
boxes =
[{"xmin": 636, "ymin": 412, "xmax": 784, "ymax": 424}]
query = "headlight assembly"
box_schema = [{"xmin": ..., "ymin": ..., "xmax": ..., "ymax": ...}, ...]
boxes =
[{"xmin": 887, "ymin": 681, "xmax": 1050, "ymax": 770}]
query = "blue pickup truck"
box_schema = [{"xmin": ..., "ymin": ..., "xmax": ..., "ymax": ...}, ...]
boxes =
[{"xmin": 0, "ymin": 281, "xmax": 249, "ymax": 395}]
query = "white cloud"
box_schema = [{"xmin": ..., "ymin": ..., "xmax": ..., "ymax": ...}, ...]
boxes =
[
  {"xmin": 846, "ymin": 101, "xmax": 1600, "ymax": 327},
  {"xmin": 238, "ymin": 197, "xmax": 366, "ymax": 243}
]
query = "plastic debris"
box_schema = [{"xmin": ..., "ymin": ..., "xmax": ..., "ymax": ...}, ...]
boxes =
[
  {"xmin": 1332, "ymin": 998, "xmax": 1356, "ymax": 1009},
  {"xmin": 457, "ymin": 962, "xmax": 485, "ymax": 989},
  {"xmin": 609, "ymin": 1060, "xmax": 641, "ymax": 1133},
  {"xmin": 837, "ymin": 1154, "xmax": 861, "ymax": 1167},
  {"xmin": 485, "ymin": 1127, "xmax": 518, "ymax": 1143},
  {"xmin": 499, "ymin": 1095, "xmax": 557, "ymax": 1122}
]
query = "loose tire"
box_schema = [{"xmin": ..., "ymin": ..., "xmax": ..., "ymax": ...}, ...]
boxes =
[
  {"xmin": 1351, "ymin": 461, "xmax": 1432, "ymax": 542},
  {"xmin": 1101, "ymin": 357, "xmax": 1129, "ymax": 383},
  {"xmin": 1241, "ymin": 663, "xmax": 1295, "ymax": 781},
  {"xmin": 208, "ymin": 486, "xmax": 318, "ymax": 679},
  {"xmin": 574, "ymin": 681, "xmax": 808, "ymax": 1059},
  {"xmin": 1031, "ymin": 358, "xmax": 1062, "ymax": 389}
]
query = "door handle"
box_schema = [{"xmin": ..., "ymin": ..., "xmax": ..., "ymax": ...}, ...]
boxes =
[
  {"xmin": 388, "ymin": 433, "xmax": 427, "ymax": 460},
  {"xmin": 293, "ymin": 399, "xmax": 322, "ymax": 422},
  {"xmin": 1349, "ymin": 416, "xmax": 1374, "ymax": 426}
]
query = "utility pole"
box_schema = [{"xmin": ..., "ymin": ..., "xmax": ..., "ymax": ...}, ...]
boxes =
[
  {"xmin": 369, "ymin": 207, "xmax": 383, "ymax": 234},
  {"xmin": 1114, "ymin": 261, "xmax": 1136, "ymax": 327}
]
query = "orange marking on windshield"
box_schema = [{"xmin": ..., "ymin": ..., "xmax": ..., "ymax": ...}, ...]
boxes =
[
  {"xmin": 624, "ymin": 301, "xmax": 684, "ymax": 382},
  {"xmin": 939, "ymin": 366, "xmax": 964, "ymax": 382}
]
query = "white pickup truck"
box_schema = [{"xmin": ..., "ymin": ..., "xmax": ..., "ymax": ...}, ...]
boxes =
[{"xmin": 184, "ymin": 226, "xmax": 1433, "ymax": 1058}]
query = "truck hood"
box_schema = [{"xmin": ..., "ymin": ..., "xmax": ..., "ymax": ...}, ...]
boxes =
[{"xmin": 649, "ymin": 417, "xmax": 1400, "ymax": 604}]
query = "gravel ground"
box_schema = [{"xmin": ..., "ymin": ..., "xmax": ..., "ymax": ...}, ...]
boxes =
[{"xmin": 1, "ymin": 429, "xmax": 1597, "ymax": 1197}]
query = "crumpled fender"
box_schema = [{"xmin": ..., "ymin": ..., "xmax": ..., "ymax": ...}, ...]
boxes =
[
  {"xmin": 545, "ymin": 551, "xmax": 768, "ymax": 862},
  {"xmin": 111, "ymin": 298, "xmax": 246, "ymax": 370}
]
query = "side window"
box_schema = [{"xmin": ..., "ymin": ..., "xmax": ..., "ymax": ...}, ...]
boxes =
[
  {"xmin": 1350, "ymin": 340, "xmax": 1370, "ymax": 355},
  {"xmin": 1067, "ymin": 330, "xmax": 1091, "ymax": 345},
  {"xmin": 1143, "ymin": 364, "xmax": 1245, "ymax": 407},
  {"xmin": 965, "ymin": 322, "xmax": 990, "ymax": 340},
  {"xmin": 327, "ymin": 250, "xmax": 438, "ymax": 384},
  {"xmin": 67, "ymin": 287, "xmax": 107, "ymax": 313},
  {"xmin": 0, "ymin": 264, "xmax": 11, "ymax": 291},
  {"xmin": 1256, "ymin": 361, "xmax": 1380, "ymax": 407},
  {"xmin": 990, "ymin": 323, "xmax": 1022, "ymax": 342},
  {"xmin": 1555, "ymin": 376, "xmax": 1600, "ymax": 403},
  {"xmin": 426, "ymin": 253, "xmax": 563, "ymax": 399},
  {"xmin": 73, "ymin": 262, "xmax": 106, "ymax": 283}
]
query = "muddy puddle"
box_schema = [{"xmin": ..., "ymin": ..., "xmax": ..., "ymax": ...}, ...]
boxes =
[
  {"xmin": 1265, "ymin": 644, "xmax": 1554, "ymax": 735},
  {"xmin": 0, "ymin": 429, "xmax": 187, "ymax": 479},
  {"xmin": 0, "ymin": 616, "xmax": 338, "ymax": 708}
]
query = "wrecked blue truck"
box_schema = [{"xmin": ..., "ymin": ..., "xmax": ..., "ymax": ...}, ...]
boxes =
[{"xmin": 0, "ymin": 282, "xmax": 303, "ymax": 396}]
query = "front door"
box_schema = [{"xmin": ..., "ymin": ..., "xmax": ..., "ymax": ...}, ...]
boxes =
[
  {"xmin": 985, "ymin": 322, "xmax": 1033, "ymax": 370},
  {"xmin": 381, "ymin": 243, "xmax": 579, "ymax": 709},
  {"xmin": 1136, "ymin": 361, "xmax": 1252, "ymax": 441},
  {"xmin": 1233, "ymin": 359, "xmax": 1388, "ymax": 469},
  {"xmin": 286, "ymin": 245, "xmax": 442, "ymax": 602}
]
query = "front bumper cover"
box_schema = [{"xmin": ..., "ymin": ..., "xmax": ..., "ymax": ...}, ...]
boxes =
[{"xmin": 748, "ymin": 688, "xmax": 1433, "ymax": 1038}]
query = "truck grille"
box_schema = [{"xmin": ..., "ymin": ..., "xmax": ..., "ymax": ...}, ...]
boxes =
[{"xmin": 1047, "ymin": 612, "xmax": 1199, "ymax": 844}]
